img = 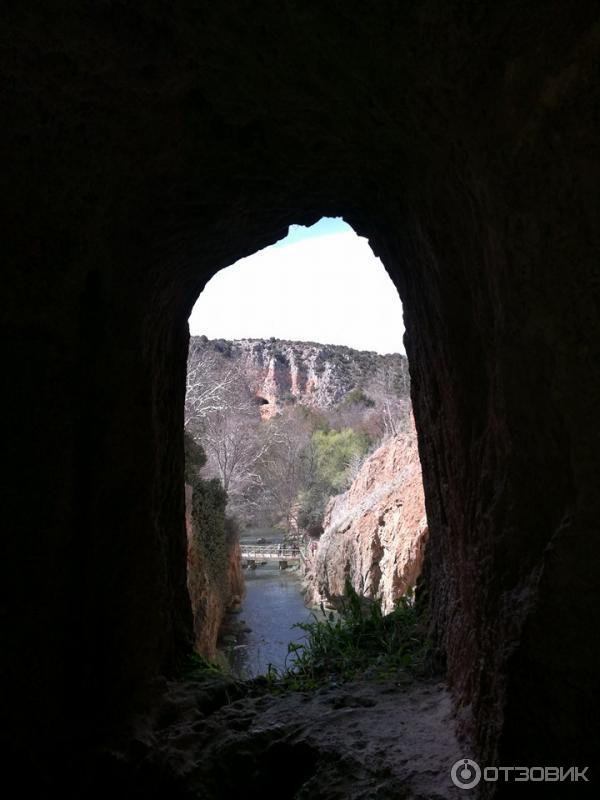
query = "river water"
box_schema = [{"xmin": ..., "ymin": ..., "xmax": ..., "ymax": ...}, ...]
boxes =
[{"xmin": 228, "ymin": 527, "xmax": 314, "ymax": 678}]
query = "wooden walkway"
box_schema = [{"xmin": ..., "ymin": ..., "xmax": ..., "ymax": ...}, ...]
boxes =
[{"xmin": 240, "ymin": 543, "xmax": 302, "ymax": 567}]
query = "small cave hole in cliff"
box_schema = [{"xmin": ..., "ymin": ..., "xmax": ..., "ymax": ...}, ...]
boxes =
[{"xmin": 183, "ymin": 217, "xmax": 428, "ymax": 681}]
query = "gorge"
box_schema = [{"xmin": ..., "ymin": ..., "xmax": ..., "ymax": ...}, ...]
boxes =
[{"xmin": 184, "ymin": 335, "xmax": 423, "ymax": 669}]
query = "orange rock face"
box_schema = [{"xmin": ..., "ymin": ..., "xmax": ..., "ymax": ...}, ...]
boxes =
[
  {"xmin": 245, "ymin": 343, "xmax": 337, "ymax": 419},
  {"xmin": 305, "ymin": 422, "xmax": 427, "ymax": 613}
]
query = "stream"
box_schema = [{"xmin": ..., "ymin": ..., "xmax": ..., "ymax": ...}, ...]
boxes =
[{"xmin": 227, "ymin": 527, "xmax": 314, "ymax": 678}]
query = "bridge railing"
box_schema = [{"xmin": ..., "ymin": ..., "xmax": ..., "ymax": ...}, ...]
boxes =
[{"xmin": 241, "ymin": 544, "xmax": 302, "ymax": 560}]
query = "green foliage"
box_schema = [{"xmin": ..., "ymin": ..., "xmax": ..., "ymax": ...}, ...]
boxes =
[
  {"xmin": 184, "ymin": 431, "xmax": 207, "ymax": 483},
  {"xmin": 184, "ymin": 433, "xmax": 228, "ymax": 546},
  {"xmin": 291, "ymin": 426, "xmax": 370, "ymax": 530},
  {"xmin": 181, "ymin": 650, "xmax": 227, "ymax": 680},
  {"xmin": 341, "ymin": 387, "xmax": 375, "ymax": 408},
  {"xmin": 311, "ymin": 427, "xmax": 371, "ymax": 493},
  {"xmin": 192, "ymin": 478, "xmax": 227, "ymax": 546},
  {"xmin": 190, "ymin": 476, "xmax": 240, "ymax": 601},
  {"xmin": 264, "ymin": 581, "xmax": 432, "ymax": 691},
  {"xmin": 184, "ymin": 430, "xmax": 237, "ymax": 591}
]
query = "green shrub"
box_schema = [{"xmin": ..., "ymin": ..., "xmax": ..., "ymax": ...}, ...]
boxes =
[
  {"xmin": 184, "ymin": 431, "xmax": 207, "ymax": 483},
  {"xmin": 292, "ymin": 427, "xmax": 370, "ymax": 529},
  {"xmin": 265, "ymin": 581, "xmax": 432, "ymax": 691},
  {"xmin": 181, "ymin": 650, "xmax": 227, "ymax": 680},
  {"xmin": 184, "ymin": 431, "xmax": 235, "ymax": 591},
  {"xmin": 312, "ymin": 427, "xmax": 371, "ymax": 493}
]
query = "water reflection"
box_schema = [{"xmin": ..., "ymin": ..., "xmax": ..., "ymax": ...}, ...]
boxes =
[{"xmin": 229, "ymin": 529, "xmax": 313, "ymax": 678}]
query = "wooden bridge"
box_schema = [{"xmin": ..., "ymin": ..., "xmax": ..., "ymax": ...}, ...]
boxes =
[{"xmin": 241, "ymin": 543, "xmax": 302, "ymax": 569}]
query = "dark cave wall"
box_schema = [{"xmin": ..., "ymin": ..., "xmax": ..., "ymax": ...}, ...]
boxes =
[
  {"xmin": 2, "ymin": 211, "xmax": 194, "ymax": 750},
  {"xmin": 2, "ymin": 0, "xmax": 599, "ymax": 783}
]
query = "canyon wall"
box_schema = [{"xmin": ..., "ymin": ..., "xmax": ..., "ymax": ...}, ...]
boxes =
[
  {"xmin": 305, "ymin": 423, "xmax": 427, "ymax": 613},
  {"xmin": 185, "ymin": 484, "xmax": 244, "ymax": 660},
  {"xmin": 188, "ymin": 337, "xmax": 409, "ymax": 419}
]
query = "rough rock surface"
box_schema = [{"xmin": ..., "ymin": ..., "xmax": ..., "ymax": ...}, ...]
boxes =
[
  {"xmin": 97, "ymin": 676, "xmax": 463, "ymax": 800},
  {"xmin": 3, "ymin": 3, "xmax": 599, "ymax": 792},
  {"xmin": 188, "ymin": 336, "xmax": 409, "ymax": 419},
  {"xmin": 305, "ymin": 426, "xmax": 427, "ymax": 613},
  {"xmin": 185, "ymin": 485, "xmax": 244, "ymax": 659}
]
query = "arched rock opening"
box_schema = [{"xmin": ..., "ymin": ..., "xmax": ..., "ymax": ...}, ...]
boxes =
[{"xmin": 2, "ymin": 2, "xmax": 599, "ymax": 790}]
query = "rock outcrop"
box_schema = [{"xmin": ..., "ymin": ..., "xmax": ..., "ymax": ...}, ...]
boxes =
[
  {"xmin": 188, "ymin": 337, "xmax": 409, "ymax": 419},
  {"xmin": 305, "ymin": 423, "xmax": 427, "ymax": 612},
  {"xmin": 185, "ymin": 485, "xmax": 244, "ymax": 659}
]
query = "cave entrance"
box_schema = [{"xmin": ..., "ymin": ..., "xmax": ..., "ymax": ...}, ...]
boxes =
[{"xmin": 183, "ymin": 217, "xmax": 427, "ymax": 678}]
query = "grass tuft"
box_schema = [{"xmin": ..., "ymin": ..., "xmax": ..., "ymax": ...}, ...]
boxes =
[
  {"xmin": 181, "ymin": 650, "xmax": 228, "ymax": 680},
  {"xmin": 264, "ymin": 579, "xmax": 433, "ymax": 692}
]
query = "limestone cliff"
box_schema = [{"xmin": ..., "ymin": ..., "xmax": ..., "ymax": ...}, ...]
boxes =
[
  {"xmin": 188, "ymin": 336, "xmax": 409, "ymax": 419},
  {"xmin": 305, "ymin": 421, "xmax": 427, "ymax": 613},
  {"xmin": 185, "ymin": 484, "xmax": 245, "ymax": 659}
]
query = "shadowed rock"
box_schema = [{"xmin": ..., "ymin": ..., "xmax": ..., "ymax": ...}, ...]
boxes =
[{"xmin": 2, "ymin": 2, "xmax": 599, "ymax": 794}]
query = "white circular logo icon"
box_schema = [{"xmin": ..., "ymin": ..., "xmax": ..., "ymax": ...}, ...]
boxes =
[{"xmin": 451, "ymin": 758, "xmax": 482, "ymax": 789}]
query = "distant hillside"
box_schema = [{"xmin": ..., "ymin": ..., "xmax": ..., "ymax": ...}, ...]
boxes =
[{"xmin": 187, "ymin": 336, "xmax": 410, "ymax": 418}]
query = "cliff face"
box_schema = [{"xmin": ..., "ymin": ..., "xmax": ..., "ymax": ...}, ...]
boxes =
[
  {"xmin": 305, "ymin": 422, "xmax": 427, "ymax": 613},
  {"xmin": 189, "ymin": 337, "xmax": 409, "ymax": 419},
  {"xmin": 185, "ymin": 485, "xmax": 244, "ymax": 659}
]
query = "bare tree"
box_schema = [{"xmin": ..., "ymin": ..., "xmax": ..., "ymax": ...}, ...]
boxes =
[
  {"xmin": 186, "ymin": 351, "xmax": 269, "ymax": 516},
  {"xmin": 363, "ymin": 365, "xmax": 411, "ymax": 439},
  {"xmin": 257, "ymin": 407, "xmax": 316, "ymax": 536},
  {"xmin": 202, "ymin": 403, "xmax": 268, "ymax": 497},
  {"xmin": 345, "ymin": 450, "xmax": 365, "ymax": 483},
  {"xmin": 184, "ymin": 348, "xmax": 238, "ymax": 427}
]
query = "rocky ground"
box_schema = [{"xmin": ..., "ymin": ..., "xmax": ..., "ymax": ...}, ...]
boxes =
[{"xmin": 99, "ymin": 675, "xmax": 464, "ymax": 799}]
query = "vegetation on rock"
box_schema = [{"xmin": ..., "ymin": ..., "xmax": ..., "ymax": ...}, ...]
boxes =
[
  {"xmin": 264, "ymin": 581, "xmax": 432, "ymax": 691},
  {"xmin": 305, "ymin": 425, "xmax": 427, "ymax": 613},
  {"xmin": 184, "ymin": 432, "xmax": 243, "ymax": 659}
]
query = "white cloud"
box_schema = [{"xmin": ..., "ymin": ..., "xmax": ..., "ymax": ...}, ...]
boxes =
[{"xmin": 188, "ymin": 226, "xmax": 405, "ymax": 354}]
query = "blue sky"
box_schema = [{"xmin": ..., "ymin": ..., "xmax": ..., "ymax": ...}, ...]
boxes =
[
  {"xmin": 272, "ymin": 217, "xmax": 352, "ymax": 247},
  {"xmin": 188, "ymin": 217, "xmax": 405, "ymax": 354}
]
